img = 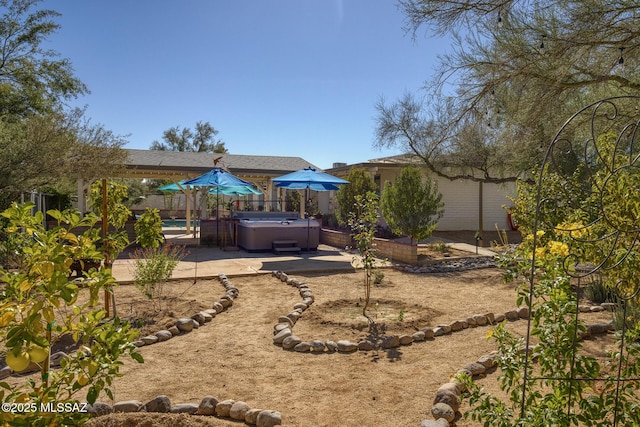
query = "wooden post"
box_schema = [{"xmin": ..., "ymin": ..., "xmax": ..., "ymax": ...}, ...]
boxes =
[
  {"xmin": 478, "ymin": 181, "xmax": 484, "ymax": 247},
  {"xmin": 102, "ymin": 179, "xmax": 110, "ymax": 317}
]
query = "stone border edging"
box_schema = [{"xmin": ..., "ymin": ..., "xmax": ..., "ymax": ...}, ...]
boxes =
[
  {"xmin": 86, "ymin": 395, "xmax": 282, "ymax": 427},
  {"xmin": 269, "ymin": 270, "xmax": 616, "ymax": 355},
  {"xmin": 1, "ymin": 274, "xmax": 284, "ymax": 426},
  {"xmin": 131, "ymin": 273, "xmax": 239, "ymax": 348},
  {"xmin": 1, "ymin": 273, "xmax": 241, "ymax": 381},
  {"xmin": 424, "ymin": 320, "xmax": 616, "ymax": 426}
]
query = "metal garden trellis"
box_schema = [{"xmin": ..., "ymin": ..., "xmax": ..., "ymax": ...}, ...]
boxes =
[{"xmin": 523, "ymin": 96, "xmax": 640, "ymax": 425}]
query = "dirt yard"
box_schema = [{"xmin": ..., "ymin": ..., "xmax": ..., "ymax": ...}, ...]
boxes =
[{"xmin": 66, "ymin": 266, "xmax": 614, "ymax": 427}]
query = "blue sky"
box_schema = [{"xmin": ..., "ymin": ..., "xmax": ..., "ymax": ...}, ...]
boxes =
[{"xmin": 44, "ymin": 0, "xmax": 449, "ymax": 170}]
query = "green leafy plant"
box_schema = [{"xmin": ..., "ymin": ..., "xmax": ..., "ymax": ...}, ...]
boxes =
[
  {"xmin": 373, "ymin": 269, "xmax": 385, "ymax": 285},
  {"xmin": 336, "ymin": 168, "xmax": 377, "ymax": 226},
  {"xmin": 463, "ymin": 131, "xmax": 640, "ymax": 425},
  {"xmin": 129, "ymin": 244, "xmax": 188, "ymax": 309},
  {"xmin": 462, "ymin": 236, "xmax": 640, "ymax": 426},
  {"xmin": 380, "ymin": 166, "xmax": 444, "ymax": 245},
  {"xmin": 348, "ymin": 191, "xmax": 380, "ymax": 324},
  {"xmin": 0, "ymin": 203, "xmax": 143, "ymax": 426},
  {"xmin": 134, "ymin": 208, "xmax": 164, "ymax": 248},
  {"xmin": 428, "ymin": 239, "xmax": 449, "ymax": 254},
  {"xmin": 88, "ymin": 180, "xmax": 132, "ymax": 265}
]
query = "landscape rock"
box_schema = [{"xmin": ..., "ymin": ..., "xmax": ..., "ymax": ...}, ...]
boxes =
[
  {"xmin": 195, "ymin": 396, "xmax": 219, "ymax": 415},
  {"xmin": 273, "ymin": 328, "xmax": 292, "ymax": 344},
  {"xmin": 0, "ymin": 366, "xmax": 12, "ymax": 380},
  {"xmin": 192, "ymin": 312, "xmax": 206, "ymax": 324},
  {"xmin": 175, "ymin": 318, "xmax": 194, "ymax": 332},
  {"xmin": 256, "ymin": 409, "xmax": 282, "ymax": 427},
  {"xmin": 245, "ymin": 408, "xmax": 262, "ymax": 424},
  {"xmin": 464, "ymin": 362, "xmax": 486, "ymax": 376},
  {"xmin": 170, "ymin": 403, "xmax": 198, "ymax": 414},
  {"xmin": 336, "ymin": 340, "xmax": 357, "ymax": 352},
  {"xmin": 431, "ymin": 402, "xmax": 455, "ymax": 422},
  {"xmin": 230, "ymin": 401, "xmax": 251, "ymax": 420},
  {"xmin": 145, "ymin": 395, "xmax": 171, "ymax": 413},
  {"xmin": 449, "ymin": 320, "xmax": 464, "ymax": 332},
  {"xmin": 282, "ymin": 336, "xmax": 302, "ymax": 350},
  {"xmin": 504, "ymin": 310, "xmax": 520, "ymax": 321},
  {"xmin": 293, "ymin": 342, "xmax": 311, "ymax": 352},
  {"xmin": 155, "ymin": 330, "xmax": 173, "ymax": 342},
  {"xmin": 87, "ymin": 402, "xmax": 112, "ymax": 417},
  {"xmin": 399, "ymin": 334, "xmax": 414, "ymax": 345},
  {"xmin": 433, "ymin": 389, "xmax": 460, "ymax": 412},
  {"xmin": 215, "ymin": 399, "xmax": 235, "ymax": 417},
  {"xmin": 310, "ymin": 340, "xmax": 326, "ymax": 352},
  {"xmin": 113, "ymin": 400, "xmax": 144, "ymax": 413},
  {"xmin": 477, "ymin": 353, "xmax": 497, "ymax": 368},
  {"xmin": 421, "ymin": 419, "xmax": 450, "ymax": 427},
  {"xmin": 473, "ymin": 315, "xmax": 488, "ymax": 326},
  {"xmin": 381, "ymin": 335, "xmax": 400, "ymax": 349},
  {"xmin": 412, "ymin": 331, "xmax": 426, "ymax": 341},
  {"xmin": 357, "ymin": 340, "xmax": 376, "ymax": 351}
]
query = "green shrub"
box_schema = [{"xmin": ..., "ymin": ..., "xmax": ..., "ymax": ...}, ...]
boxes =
[
  {"xmin": 583, "ymin": 277, "xmax": 619, "ymax": 304},
  {"xmin": 130, "ymin": 244, "xmax": 188, "ymax": 308},
  {"xmin": 134, "ymin": 208, "xmax": 164, "ymax": 248}
]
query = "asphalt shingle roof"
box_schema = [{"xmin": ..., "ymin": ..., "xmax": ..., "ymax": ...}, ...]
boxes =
[{"xmin": 123, "ymin": 149, "xmax": 321, "ymax": 180}]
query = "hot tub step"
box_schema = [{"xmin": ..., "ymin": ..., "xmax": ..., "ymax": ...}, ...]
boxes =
[{"xmin": 272, "ymin": 239, "xmax": 301, "ymax": 255}]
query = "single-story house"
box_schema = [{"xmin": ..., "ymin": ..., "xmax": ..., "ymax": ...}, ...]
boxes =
[
  {"xmin": 325, "ymin": 154, "xmax": 518, "ymax": 234},
  {"xmin": 77, "ymin": 149, "xmax": 327, "ymax": 232}
]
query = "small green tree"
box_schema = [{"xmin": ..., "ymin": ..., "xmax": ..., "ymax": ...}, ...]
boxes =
[
  {"xmin": 134, "ymin": 208, "xmax": 164, "ymax": 249},
  {"xmin": 0, "ymin": 203, "xmax": 143, "ymax": 426},
  {"xmin": 380, "ymin": 166, "xmax": 444, "ymax": 244},
  {"xmin": 336, "ymin": 168, "xmax": 377, "ymax": 226},
  {"xmin": 88, "ymin": 180, "xmax": 131, "ymax": 264},
  {"xmin": 348, "ymin": 191, "xmax": 380, "ymax": 324}
]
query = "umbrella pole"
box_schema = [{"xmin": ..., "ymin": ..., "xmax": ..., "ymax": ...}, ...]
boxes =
[
  {"xmin": 216, "ymin": 187, "xmax": 220, "ymax": 248},
  {"xmin": 306, "ymin": 184, "xmax": 310, "ymax": 251}
]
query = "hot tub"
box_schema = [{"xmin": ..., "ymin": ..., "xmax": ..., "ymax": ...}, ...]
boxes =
[{"xmin": 236, "ymin": 217, "xmax": 319, "ymax": 251}]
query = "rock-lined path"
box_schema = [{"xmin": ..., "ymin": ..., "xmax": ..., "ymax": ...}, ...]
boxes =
[{"xmin": 86, "ymin": 268, "xmax": 613, "ymax": 427}]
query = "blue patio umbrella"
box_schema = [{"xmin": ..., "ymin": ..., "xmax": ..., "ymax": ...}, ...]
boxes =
[
  {"xmin": 158, "ymin": 180, "xmax": 261, "ymax": 196},
  {"xmin": 183, "ymin": 168, "xmax": 259, "ymax": 246},
  {"xmin": 271, "ymin": 167, "xmax": 348, "ymax": 189},
  {"xmin": 183, "ymin": 167, "xmax": 254, "ymax": 188},
  {"xmin": 271, "ymin": 167, "xmax": 349, "ymax": 250}
]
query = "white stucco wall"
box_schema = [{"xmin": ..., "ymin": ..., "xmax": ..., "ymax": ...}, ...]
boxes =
[{"xmin": 376, "ymin": 167, "xmax": 516, "ymax": 232}]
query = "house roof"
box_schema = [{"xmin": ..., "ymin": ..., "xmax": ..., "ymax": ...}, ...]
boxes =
[
  {"xmin": 122, "ymin": 149, "xmax": 321, "ymax": 181},
  {"xmin": 326, "ymin": 153, "xmax": 422, "ymax": 176}
]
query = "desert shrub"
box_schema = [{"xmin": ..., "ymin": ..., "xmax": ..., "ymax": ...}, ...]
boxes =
[
  {"xmin": 428, "ymin": 239, "xmax": 448, "ymax": 254},
  {"xmin": 612, "ymin": 300, "xmax": 640, "ymax": 332},
  {"xmin": 583, "ymin": 276, "xmax": 619, "ymax": 304},
  {"xmin": 130, "ymin": 244, "xmax": 188, "ymax": 306},
  {"xmin": 373, "ymin": 270, "xmax": 384, "ymax": 285}
]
